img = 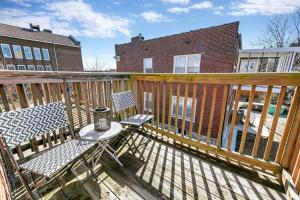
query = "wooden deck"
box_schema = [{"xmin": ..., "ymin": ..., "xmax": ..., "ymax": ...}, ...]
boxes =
[{"xmin": 23, "ymin": 129, "xmax": 286, "ymax": 200}]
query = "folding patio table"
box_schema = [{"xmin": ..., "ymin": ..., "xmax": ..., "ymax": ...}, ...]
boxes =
[{"xmin": 79, "ymin": 121, "xmax": 123, "ymax": 166}]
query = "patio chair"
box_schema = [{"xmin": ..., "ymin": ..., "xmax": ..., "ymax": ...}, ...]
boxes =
[
  {"xmin": 0, "ymin": 101, "xmax": 97, "ymax": 199},
  {"xmin": 111, "ymin": 90, "xmax": 153, "ymax": 155}
]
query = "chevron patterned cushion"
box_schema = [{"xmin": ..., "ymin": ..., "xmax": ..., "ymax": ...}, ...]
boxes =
[
  {"xmin": 120, "ymin": 114, "xmax": 153, "ymax": 126},
  {"xmin": 111, "ymin": 91, "xmax": 136, "ymax": 112},
  {"xmin": 20, "ymin": 139, "xmax": 96, "ymax": 177},
  {"xmin": 0, "ymin": 102, "xmax": 68, "ymax": 148}
]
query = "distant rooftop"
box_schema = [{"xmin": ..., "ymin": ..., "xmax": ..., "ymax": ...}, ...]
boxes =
[{"xmin": 0, "ymin": 23, "xmax": 80, "ymax": 47}]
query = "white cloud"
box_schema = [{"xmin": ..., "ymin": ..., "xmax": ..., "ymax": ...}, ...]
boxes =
[
  {"xmin": 229, "ymin": 0, "xmax": 300, "ymax": 16},
  {"xmin": 7, "ymin": 0, "xmax": 44, "ymax": 7},
  {"xmin": 162, "ymin": 0, "xmax": 190, "ymax": 5},
  {"xmin": 47, "ymin": 0, "xmax": 131, "ymax": 38},
  {"xmin": 140, "ymin": 11, "xmax": 170, "ymax": 23},
  {"xmin": 190, "ymin": 1, "xmax": 213, "ymax": 10},
  {"xmin": 0, "ymin": 0, "xmax": 131, "ymax": 38},
  {"xmin": 167, "ymin": 7, "xmax": 190, "ymax": 14}
]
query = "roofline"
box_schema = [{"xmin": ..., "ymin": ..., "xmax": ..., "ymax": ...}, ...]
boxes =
[
  {"xmin": 0, "ymin": 35, "xmax": 80, "ymax": 48},
  {"xmin": 116, "ymin": 21, "xmax": 239, "ymax": 46},
  {"xmin": 239, "ymin": 47, "xmax": 300, "ymax": 53}
]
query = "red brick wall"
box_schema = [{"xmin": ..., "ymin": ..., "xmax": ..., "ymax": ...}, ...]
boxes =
[{"xmin": 115, "ymin": 22, "xmax": 240, "ymax": 139}]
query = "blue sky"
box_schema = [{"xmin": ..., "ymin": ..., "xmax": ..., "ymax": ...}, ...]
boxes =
[{"xmin": 0, "ymin": 0, "xmax": 299, "ymax": 69}]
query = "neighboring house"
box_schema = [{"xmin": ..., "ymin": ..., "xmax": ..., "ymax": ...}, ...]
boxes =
[
  {"xmin": 0, "ymin": 23, "xmax": 83, "ymax": 71},
  {"xmin": 115, "ymin": 22, "xmax": 241, "ymax": 141},
  {"xmin": 237, "ymin": 47, "xmax": 300, "ymax": 73}
]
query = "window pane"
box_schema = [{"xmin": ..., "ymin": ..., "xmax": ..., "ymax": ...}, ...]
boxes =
[
  {"xmin": 36, "ymin": 65, "xmax": 44, "ymax": 71},
  {"xmin": 17, "ymin": 65, "xmax": 26, "ymax": 70},
  {"xmin": 172, "ymin": 97, "xmax": 177, "ymax": 115},
  {"xmin": 187, "ymin": 54, "xmax": 200, "ymax": 73},
  {"xmin": 175, "ymin": 67, "xmax": 185, "ymax": 73},
  {"xmin": 45, "ymin": 66, "xmax": 52, "ymax": 71},
  {"xmin": 186, "ymin": 100, "xmax": 192, "ymax": 119},
  {"xmin": 13, "ymin": 45, "xmax": 23, "ymax": 59},
  {"xmin": 33, "ymin": 48, "xmax": 42, "ymax": 60},
  {"xmin": 23, "ymin": 46, "xmax": 33, "ymax": 59},
  {"xmin": 143, "ymin": 58, "xmax": 152, "ymax": 73},
  {"xmin": 42, "ymin": 48, "xmax": 50, "ymax": 60},
  {"xmin": 1, "ymin": 44, "xmax": 12, "ymax": 58},
  {"xmin": 28, "ymin": 65, "xmax": 35, "ymax": 71},
  {"xmin": 6, "ymin": 64, "xmax": 15, "ymax": 70},
  {"xmin": 174, "ymin": 56, "xmax": 186, "ymax": 68}
]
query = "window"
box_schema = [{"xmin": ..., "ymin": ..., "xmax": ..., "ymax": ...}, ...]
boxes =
[
  {"xmin": 45, "ymin": 65, "xmax": 52, "ymax": 71},
  {"xmin": 27, "ymin": 65, "xmax": 35, "ymax": 71},
  {"xmin": 36, "ymin": 65, "xmax": 44, "ymax": 71},
  {"xmin": 171, "ymin": 96, "xmax": 196, "ymax": 121},
  {"xmin": 173, "ymin": 54, "xmax": 201, "ymax": 73},
  {"xmin": 143, "ymin": 92, "xmax": 153, "ymax": 112},
  {"xmin": 6, "ymin": 64, "xmax": 15, "ymax": 70},
  {"xmin": 33, "ymin": 47, "xmax": 42, "ymax": 60},
  {"xmin": 42, "ymin": 48, "xmax": 50, "ymax": 60},
  {"xmin": 12, "ymin": 45, "xmax": 23, "ymax": 59},
  {"xmin": 1, "ymin": 44, "xmax": 12, "ymax": 58},
  {"xmin": 23, "ymin": 46, "xmax": 33, "ymax": 59},
  {"xmin": 143, "ymin": 58, "xmax": 153, "ymax": 73},
  {"xmin": 17, "ymin": 65, "xmax": 26, "ymax": 70}
]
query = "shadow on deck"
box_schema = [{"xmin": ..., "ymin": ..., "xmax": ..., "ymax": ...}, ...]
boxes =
[{"xmin": 21, "ymin": 129, "xmax": 286, "ymax": 200}]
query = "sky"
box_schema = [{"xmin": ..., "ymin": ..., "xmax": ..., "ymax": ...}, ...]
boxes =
[{"xmin": 0, "ymin": 0, "xmax": 299, "ymax": 70}]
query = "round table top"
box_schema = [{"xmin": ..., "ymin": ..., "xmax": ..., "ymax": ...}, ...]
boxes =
[{"xmin": 79, "ymin": 121, "xmax": 122, "ymax": 141}]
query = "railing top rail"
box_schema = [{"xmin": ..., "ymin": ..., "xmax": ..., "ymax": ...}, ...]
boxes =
[
  {"xmin": 131, "ymin": 72, "xmax": 300, "ymax": 86},
  {"xmin": 0, "ymin": 70, "xmax": 131, "ymax": 84}
]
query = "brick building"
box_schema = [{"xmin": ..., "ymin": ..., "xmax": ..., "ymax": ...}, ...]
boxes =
[
  {"xmin": 115, "ymin": 22, "xmax": 241, "ymax": 141},
  {"xmin": 0, "ymin": 23, "xmax": 83, "ymax": 71}
]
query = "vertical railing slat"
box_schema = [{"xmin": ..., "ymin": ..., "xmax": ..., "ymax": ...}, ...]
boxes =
[
  {"xmin": 217, "ymin": 85, "xmax": 229, "ymax": 147},
  {"xmin": 188, "ymin": 83, "xmax": 197, "ymax": 138},
  {"xmin": 206, "ymin": 86, "xmax": 217, "ymax": 145},
  {"xmin": 197, "ymin": 84, "xmax": 207, "ymax": 141},
  {"xmin": 181, "ymin": 83, "xmax": 189, "ymax": 137},
  {"xmin": 167, "ymin": 82, "xmax": 173, "ymax": 131},
  {"xmin": 239, "ymin": 85, "xmax": 256, "ymax": 153},
  {"xmin": 174, "ymin": 83, "xmax": 181, "ymax": 133}
]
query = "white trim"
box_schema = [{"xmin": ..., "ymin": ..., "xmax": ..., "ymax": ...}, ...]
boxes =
[
  {"xmin": 240, "ymin": 47, "xmax": 300, "ymax": 53},
  {"xmin": 17, "ymin": 65, "xmax": 26, "ymax": 70},
  {"xmin": 36, "ymin": 65, "xmax": 44, "ymax": 71},
  {"xmin": 1, "ymin": 44, "xmax": 12, "ymax": 58},
  {"xmin": 45, "ymin": 65, "xmax": 52, "ymax": 71},
  {"xmin": 27, "ymin": 65, "xmax": 35, "ymax": 71},
  {"xmin": 6, "ymin": 64, "xmax": 15, "ymax": 70},
  {"xmin": 12, "ymin": 45, "xmax": 23, "ymax": 59}
]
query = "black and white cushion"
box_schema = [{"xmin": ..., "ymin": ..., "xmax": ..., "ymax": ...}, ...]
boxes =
[
  {"xmin": 20, "ymin": 139, "xmax": 96, "ymax": 177},
  {"xmin": 120, "ymin": 114, "xmax": 153, "ymax": 126},
  {"xmin": 0, "ymin": 102, "xmax": 68, "ymax": 149},
  {"xmin": 111, "ymin": 91, "xmax": 136, "ymax": 112}
]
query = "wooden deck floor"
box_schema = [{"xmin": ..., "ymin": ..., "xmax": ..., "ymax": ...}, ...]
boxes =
[{"xmin": 37, "ymin": 130, "xmax": 286, "ymax": 200}]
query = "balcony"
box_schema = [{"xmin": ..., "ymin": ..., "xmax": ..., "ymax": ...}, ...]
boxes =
[{"xmin": 0, "ymin": 71, "xmax": 299, "ymax": 199}]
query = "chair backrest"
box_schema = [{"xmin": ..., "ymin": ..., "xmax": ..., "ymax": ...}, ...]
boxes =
[
  {"xmin": 111, "ymin": 90, "xmax": 136, "ymax": 113},
  {"xmin": 0, "ymin": 101, "xmax": 69, "ymax": 149}
]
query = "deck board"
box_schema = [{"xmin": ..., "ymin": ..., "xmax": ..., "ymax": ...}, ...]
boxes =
[{"xmin": 31, "ymin": 129, "xmax": 286, "ymax": 200}]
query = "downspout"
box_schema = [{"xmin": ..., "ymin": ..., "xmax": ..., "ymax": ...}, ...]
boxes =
[{"xmin": 54, "ymin": 44, "xmax": 59, "ymax": 71}]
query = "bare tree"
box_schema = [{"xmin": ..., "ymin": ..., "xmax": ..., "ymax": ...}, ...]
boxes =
[
  {"xmin": 84, "ymin": 57, "xmax": 108, "ymax": 71},
  {"xmin": 254, "ymin": 15, "xmax": 292, "ymax": 48},
  {"xmin": 292, "ymin": 9, "xmax": 300, "ymax": 45}
]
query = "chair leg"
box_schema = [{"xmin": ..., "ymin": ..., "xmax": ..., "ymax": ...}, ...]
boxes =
[
  {"xmin": 54, "ymin": 177, "xmax": 68, "ymax": 198},
  {"xmin": 81, "ymin": 156, "xmax": 99, "ymax": 181}
]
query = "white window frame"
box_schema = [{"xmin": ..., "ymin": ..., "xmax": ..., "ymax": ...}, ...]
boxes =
[
  {"xmin": 6, "ymin": 64, "xmax": 15, "ymax": 70},
  {"xmin": 17, "ymin": 65, "xmax": 26, "ymax": 71},
  {"xmin": 45, "ymin": 65, "xmax": 52, "ymax": 71},
  {"xmin": 173, "ymin": 54, "xmax": 201, "ymax": 74},
  {"xmin": 36, "ymin": 65, "xmax": 44, "ymax": 71},
  {"xmin": 33, "ymin": 47, "xmax": 42, "ymax": 60},
  {"xmin": 23, "ymin": 46, "xmax": 33, "ymax": 59},
  {"xmin": 1, "ymin": 44, "xmax": 12, "ymax": 58},
  {"xmin": 171, "ymin": 96, "xmax": 196, "ymax": 122},
  {"xmin": 143, "ymin": 58, "xmax": 153, "ymax": 73},
  {"xmin": 27, "ymin": 65, "xmax": 35, "ymax": 71},
  {"xmin": 143, "ymin": 92, "xmax": 153, "ymax": 112},
  {"xmin": 12, "ymin": 45, "xmax": 23, "ymax": 59},
  {"xmin": 42, "ymin": 48, "xmax": 50, "ymax": 61}
]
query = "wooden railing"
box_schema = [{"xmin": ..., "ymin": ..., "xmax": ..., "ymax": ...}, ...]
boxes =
[
  {"xmin": 131, "ymin": 73, "xmax": 300, "ymax": 179},
  {"xmin": 0, "ymin": 71, "xmax": 300, "ymax": 197}
]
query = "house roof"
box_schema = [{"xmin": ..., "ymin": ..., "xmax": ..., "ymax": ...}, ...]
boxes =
[{"xmin": 0, "ymin": 23, "xmax": 80, "ymax": 47}]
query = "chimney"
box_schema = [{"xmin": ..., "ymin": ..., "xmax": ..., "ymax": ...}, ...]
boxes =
[
  {"xmin": 29, "ymin": 23, "xmax": 40, "ymax": 32},
  {"xmin": 131, "ymin": 33, "xmax": 144, "ymax": 43}
]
